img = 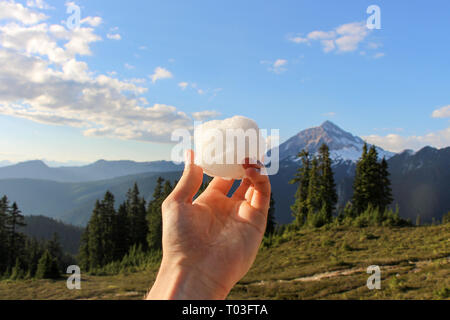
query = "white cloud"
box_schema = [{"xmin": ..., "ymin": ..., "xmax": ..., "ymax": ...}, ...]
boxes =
[
  {"xmin": 124, "ymin": 63, "xmax": 135, "ymax": 70},
  {"xmin": 373, "ymin": 52, "xmax": 385, "ymax": 59},
  {"xmin": 178, "ymin": 82, "xmax": 189, "ymax": 90},
  {"xmin": 432, "ymin": 105, "xmax": 450, "ymax": 119},
  {"xmin": 81, "ymin": 16, "xmax": 102, "ymax": 27},
  {"xmin": 150, "ymin": 67, "xmax": 173, "ymax": 84},
  {"xmin": 0, "ymin": 1, "xmax": 195, "ymax": 143},
  {"xmin": 323, "ymin": 112, "xmax": 336, "ymax": 117},
  {"xmin": 289, "ymin": 21, "xmax": 373, "ymax": 53},
  {"xmin": 192, "ymin": 111, "xmax": 221, "ymax": 121},
  {"xmin": 26, "ymin": 0, "xmax": 52, "ymax": 10},
  {"xmin": 0, "ymin": 0, "xmax": 48, "ymax": 25},
  {"xmin": 262, "ymin": 59, "xmax": 288, "ymax": 74},
  {"xmin": 364, "ymin": 127, "xmax": 450, "ymax": 152},
  {"xmin": 107, "ymin": 33, "xmax": 121, "ymax": 40}
]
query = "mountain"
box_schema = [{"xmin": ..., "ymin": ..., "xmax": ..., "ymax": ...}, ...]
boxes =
[
  {"xmin": 20, "ymin": 216, "xmax": 84, "ymax": 255},
  {"xmin": 387, "ymin": 146, "xmax": 450, "ymax": 222},
  {"xmin": 277, "ymin": 121, "xmax": 395, "ymax": 162},
  {"xmin": 0, "ymin": 121, "xmax": 447, "ymax": 227},
  {"xmin": 0, "ymin": 171, "xmax": 183, "ymax": 226},
  {"xmin": 271, "ymin": 143, "xmax": 450, "ymax": 224},
  {"xmin": 0, "ymin": 160, "xmax": 13, "ymax": 167},
  {"xmin": 0, "ymin": 159, "xmax": 183, "ymax": 183}
]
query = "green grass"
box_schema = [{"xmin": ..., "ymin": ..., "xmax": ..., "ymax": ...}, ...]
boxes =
[{"xmin": 0, "ymin": 224, "xmax": 448, "ymax": 300}]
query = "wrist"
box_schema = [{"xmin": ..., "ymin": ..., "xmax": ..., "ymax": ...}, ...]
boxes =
[{"xmin": 146, "ymin": 257, "xmax": 231, "ymax": 300}]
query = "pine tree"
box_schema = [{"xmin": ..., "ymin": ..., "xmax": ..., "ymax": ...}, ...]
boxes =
[
  {"xmin": 352, "ymin": 143, "xmax": 370, "ymax": 215},
  {"xmin": 265, "ymin": 194, "xmax": 276, "ymax": 236},
  {"xmin": 290, "ymin": 150, "xmax": 311, "ymax": 226},
  {"xmin": 35, "ymin": 250, "xmax": 60, "ymax": 279},
  {"xmin": 306, "ymin": 157, "xmax": 321, "ymax": 215},
  {"xmin": 47, "ymin": 233, "xmax": 64, "ymax": 272},
  {"xmin": 113, "ymin": 203, "xmax": 130, "ymax": 261},
  {"xmin": 127, "ymin": 184, "xmax": 148, "ymax": 248},
  {"xmin": 317, "ymin": 144, "xmax": 338, "ymax": 221},
  {"xmin": 352, "ymin": 144, "xmax": 393, "ymax": 216},
  {"xmin": 379, "ymin": 157, "xmax": 393, "ymax": 212},
  {"xmin": 0, "ymin": 196, "xmax": 9, "ymax": 273},
  {"xmin": 6, "ymin": 202, "xmax": 26, "ymax": 267},
  {"xmin": 78, "ymin": 224, "xmax": 90, "ymax": 271},
  {"xmin": 87, "ymin": 200, "xmax": 104, "ymax": 270},
  {"xmin": 147, "ymin": 178, "xmax": 171, "ymax": 251}
]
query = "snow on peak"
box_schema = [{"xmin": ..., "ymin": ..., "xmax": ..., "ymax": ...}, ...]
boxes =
[{"xmin": 276, "ymin": 121, "xmax": 395, "ymax": 162}]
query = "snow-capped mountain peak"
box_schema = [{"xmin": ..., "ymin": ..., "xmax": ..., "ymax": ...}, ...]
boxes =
[{"xmin": 277, "ymin": 121, "xmax": 395, "ymax": 162}]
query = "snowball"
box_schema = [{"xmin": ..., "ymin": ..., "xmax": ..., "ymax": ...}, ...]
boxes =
[{"xmin": 194, "ymin": 116, "xmax": 266, "ymax": 180}]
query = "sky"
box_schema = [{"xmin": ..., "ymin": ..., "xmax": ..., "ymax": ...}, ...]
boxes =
[{"xmin": 0, "ymin": 0, "xmax": 449, "ymax": 165}]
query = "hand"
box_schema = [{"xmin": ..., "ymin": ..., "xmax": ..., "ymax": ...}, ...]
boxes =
[{"xmin": 146, "ymin": 150, "xmax": 271, "ymax": 300}]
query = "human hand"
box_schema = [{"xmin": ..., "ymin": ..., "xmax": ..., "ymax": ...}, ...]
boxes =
[{"xmin": 146, "ymin": 150, "xmax": 271, "ymax": 300}]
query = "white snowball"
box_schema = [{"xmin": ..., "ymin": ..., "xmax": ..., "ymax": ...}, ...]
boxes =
[{"xmin": 194, "ymin": 116, "xmax": 265, "ymax": 180}]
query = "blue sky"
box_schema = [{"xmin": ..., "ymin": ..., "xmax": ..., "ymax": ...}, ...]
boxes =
[{"xmin": 0, "ymin": 0, "xmax": 449, "ymax": 164}]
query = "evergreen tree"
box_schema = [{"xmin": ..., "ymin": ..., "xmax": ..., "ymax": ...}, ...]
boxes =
[
  {"xmin": 25, "ymin": 237, "xmax": 44, "ymax": 277},
  {"xmin": 78, "ymin": 224, "xmax": 90, "ymax": 271},
  {"xmin": 147, "ymin": 178, "xmax": 172, "ymax": 251},
  {"xmin": 352, "ymin": 144, "xmax": 393, "ymax": 215},
  {"xmin": 379, "ymin": 157, "xmax": 393, "ymax": 212},
  {"xmin": 47, "ymin": 233, "xmax": 64, "ymax": 272},
  {"xmin": 265, "ymin": 194, "xmax": 276, "ymax": 236},
  {"xmin": 306, "ymin": 157, "xmax": 321, "ymax": 215},
  {"xmin": 0, "ymin": 196, "xmax": 9, "ymax": 273},
  {"xmin": 290, "ymin": 150, "xmax": 311, "ymax": 226},
  {"xmin": 127, "ymin": 184, "xmax": 148, "ymax": 248},
  {"xmin": 113, "ymin": 203, "xmax": 130, "ymax": 261},
  {"xmin": 87, "ymin": 200, "xmax": 104, "ymax": 270},
  {"xmin": 35, "ymin": 250, "xmax": 60, "ymax": 279},
  {"xmin": 317, "ymin": 144, "xmax": 338, "ymax": 221},
  {"xmin": 6, "ymin": 202, "xmax": 26, "ymax": 267}
]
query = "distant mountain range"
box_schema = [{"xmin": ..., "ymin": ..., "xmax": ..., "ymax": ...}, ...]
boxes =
[
  {"xmin": 0, "ymin": 159, "xmax": 182, "ymax": 182},
  {"xmin": 0, "ymin": 121, "xmax": 448, "ymax": 226}
]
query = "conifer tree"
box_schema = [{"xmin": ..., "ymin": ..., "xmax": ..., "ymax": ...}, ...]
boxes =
[
  {"xmin": 0, "ymin": 196, "xmax": 9, "ymax": 273},
  {"xmin": 306, "ymin": 157, "xmax": 321, "ymax": 215},
  {"xmin": 265, "ymin": 194, "xmax": 276, "ymax": 236},
  {"xmin": 113, "ymin": 203, "xmax": 130, "ymax": 261},
  {"xmin": 290, "ymin": 150, "xmax": 311, "ymax": 226},
  {"xmin": 47, "ymin": 233, "xmax": 64, "ymax": 272},
  {"xmin": 127, "ymin": 184, "xmax": 148, "ymax": 248},
  {"xmin": 6, "ymin": 202, "xmax": 26, "ymax": 267},
  {"xmin": 87, "ymin": 200, "xmax": 104, "ymax": 270},
  {"xmin": 35, "ymin": 250, "xmax": 60, "ymax": 279},
  {"xmin": 147, "ymin": 179, "xmax": 172, "ymax": 251},
  {"xmin": 317, "ymin": 144, "xmax": 338, "ymax": 221},
  {"xmin": 352, "ymin": 144, "xmax": 393, "ymax": 215},
  {"xmin": 379, "ymin": 157, "xmax": 393, "ymax": 212}
]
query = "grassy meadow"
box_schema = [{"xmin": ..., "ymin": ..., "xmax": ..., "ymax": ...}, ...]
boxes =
[{"xmin": 0, "ymin": 224, "xmax": 448, "ymax": 300}]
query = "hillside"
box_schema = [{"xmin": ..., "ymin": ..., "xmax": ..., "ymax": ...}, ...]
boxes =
[
  {"xmin": 0, "ymin": 160, "xmax": 182, "ymax": 183},
  {"xmin": 20, "ymin": 216, "xmax": 84, "ymax": 255},
  {"xmin": 0, "ymin": 122, "xmax": 448, "ymax": 226},
  {"xmin": 0, "ymin": 171, "xmax": 182, "ymax": 226},
  {"xmin": 0, "ymin": 224, "xmax": 448, "ymax": 300}
]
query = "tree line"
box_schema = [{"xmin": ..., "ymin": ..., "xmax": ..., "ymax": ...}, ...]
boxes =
[
  {"xmin": 78, "ymin": 179, "xmax": 174, "ymax": 271},
  {"xmin": 287, "ymin": 142, "xmax": 407, "ymax": 231},
  {"xmin": 0, "ymin": 196, "xmax": 72, "ymax": 279}
]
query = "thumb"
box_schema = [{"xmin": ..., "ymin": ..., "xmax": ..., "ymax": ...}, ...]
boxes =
[{"xmin": 170, "ymin": 150, "xmax": 203, "ymax": 203}]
